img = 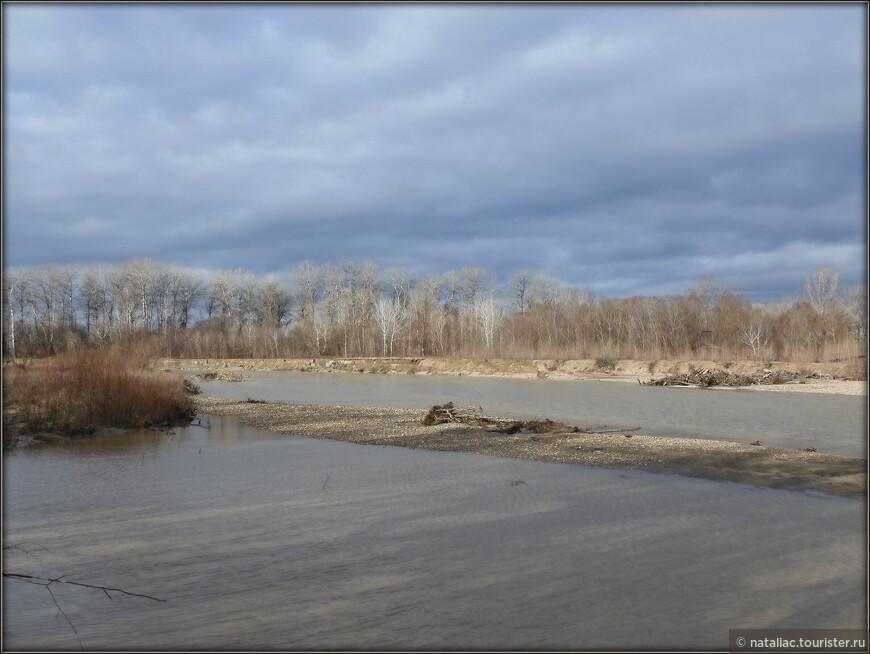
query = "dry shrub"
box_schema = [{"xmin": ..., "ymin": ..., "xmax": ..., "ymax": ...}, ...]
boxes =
[
  {"xmin": 4, "ymin": 347, "xmax": 196, "ymax": 434},
  {"xmin": 594, "ymin": 357, "xmax": 617, "ymax": 372},
  {"xmin": 842, "ymin": 357, "xmax": 867, "ymax": 381}
]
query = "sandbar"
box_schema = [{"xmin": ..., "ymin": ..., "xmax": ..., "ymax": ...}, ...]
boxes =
[{"xmin": 195, "ymin": 397, "xmax": 867, "ymax": 501}]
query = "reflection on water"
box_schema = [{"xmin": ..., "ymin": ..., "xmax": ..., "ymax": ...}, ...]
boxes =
[
  {"xmin": 194, "ymin": 371, "xmax": 867, "ymax": 457},
  {"xmin": 3, "ymin": 415, "xmax": 866, "ymax": 650}
]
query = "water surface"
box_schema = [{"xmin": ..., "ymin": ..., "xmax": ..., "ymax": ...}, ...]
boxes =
[
  {"xmin": 3, "ymin": 415, "xmax": 866, "ymax": 650},
  {"xmin": 194, "ymin": 371, "xmax": 867, "ymax": 457}
]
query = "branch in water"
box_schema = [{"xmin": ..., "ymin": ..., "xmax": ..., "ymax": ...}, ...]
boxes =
[
  {"xmin": 4, "ymin": 571, "xmax": 167, "ymax": 649},
  {"xmin": 4, "ymin": 572, "xmax": 167, "ymax": 602}
]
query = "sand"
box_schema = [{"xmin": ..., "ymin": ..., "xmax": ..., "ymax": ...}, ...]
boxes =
[{"xmin": 153, "ymin": 356, "xmax": 866, "ymax": 396}]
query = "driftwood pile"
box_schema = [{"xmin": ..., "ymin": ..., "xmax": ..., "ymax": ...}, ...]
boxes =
[
  {"xmin": 423, "ymin": 402, "xmax": 583, "ymax": 434},
  {"xmin": 422, "ymin": 402, "xmax": 643, "ymax": 436},
  {"xmin": 182, "ymin": 376, "xmax": 201, "ymax": 395},
  {"xmin": 641, "ymin": 367, "xmax": 825, "ymax": 388}
]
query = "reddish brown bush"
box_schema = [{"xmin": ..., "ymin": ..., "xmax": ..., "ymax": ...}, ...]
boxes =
[{"xmin": 3, "ymin": 346, "xmax": 196, "ymax": 434}]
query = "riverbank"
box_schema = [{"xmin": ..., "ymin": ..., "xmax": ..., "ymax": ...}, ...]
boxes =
[
  {"xmin": 153, "ymin": 356, "xmax": 867, "ymax": 395},
  {"xmin": 195, "ymin": 397, "xmax": 868, "ymax": 501}
]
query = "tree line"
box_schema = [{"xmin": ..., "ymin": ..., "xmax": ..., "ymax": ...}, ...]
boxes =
[{"xmin": 2, "ymin": 258, "xmax": 866, "ymax": 363}]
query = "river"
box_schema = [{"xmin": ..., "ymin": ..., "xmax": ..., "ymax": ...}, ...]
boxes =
[
  {"xmin": 2, "ymin": 374, "xmax": 866, "ymax": 649},
  {"xmin": 193, "ymin": 371, "xmax": 866, "ymax": 457}
]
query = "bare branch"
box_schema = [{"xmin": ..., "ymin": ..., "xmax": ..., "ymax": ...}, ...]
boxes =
[
  {"xmin": 4, "ymin": 572, "xmax": 168, "ymax": 602},
  {"xmin": 3, "ymin": 542, "xmax": 51, "ymax": 558},
  {"xmin": 45, "ymin": 582, "xmax": 83, "ymax": 649}
]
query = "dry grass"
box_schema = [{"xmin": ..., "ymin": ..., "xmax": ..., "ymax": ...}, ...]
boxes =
[{"xmin": 3, "ymin": 346, "xmax": 197, "ymax": 438}]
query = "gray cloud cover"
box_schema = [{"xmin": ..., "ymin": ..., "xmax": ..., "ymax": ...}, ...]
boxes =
[{"xmin": 3, "ymin": 3, "xmax": 866, "ymax": 300}]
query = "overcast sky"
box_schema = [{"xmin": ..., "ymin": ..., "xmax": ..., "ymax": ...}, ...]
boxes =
[{"xmin": 3, "ymin": 3, "xmax": 866, "ymax": 301}]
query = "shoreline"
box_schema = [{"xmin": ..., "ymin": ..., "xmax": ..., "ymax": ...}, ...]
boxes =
[
  {"xmin": 152, "ymin": 356, "xmax": 867, "ymax": 396},
  {"xmin": 195, "ymin": 396, "xmax": 868, "ymax": 501}
]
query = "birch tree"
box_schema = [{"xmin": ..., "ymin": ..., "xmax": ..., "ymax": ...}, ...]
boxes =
[
  {"xmin": 740, "ymin": 320, "xmax": 771, "ymax": 358},
  {"xmin": 474, "ymin": 296, "xmax": 503, "ymax": 351},
  {"xmin": 28, "ymin": 266, "xmax": 60, "ymax": 354},
  {"xmin": 374, "ymin": 296, "xmax": 406, "ymax": 356},
  {"xmin": 109, "ymin": 264, "xmax": 138, "ymax": 337},
  {"xmin": 2, "ymin": 269, "xmax": 22, "ymax": 356},
  {"xmin": 127, "ymin": 257, "xmax": 155, "ymax": 331}
]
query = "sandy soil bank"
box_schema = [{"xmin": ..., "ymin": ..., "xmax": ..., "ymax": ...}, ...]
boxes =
[
  {"xmin": 154, "ymin": 356, "xmax": 866, "ymax": 396},
  {"xmin": 195, "ymin": 397, "xmax": 867, "ymax": 501}
]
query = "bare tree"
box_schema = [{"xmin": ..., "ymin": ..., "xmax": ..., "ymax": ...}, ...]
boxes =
[
  {"xmin": 27, "ymin": 266, "xmax": 59, "ymax": 354},
  {"xmin": 126, "ymin": 257, "xmax": 156, "ymax": 331},
  {"xmin": 149, "ymin": 266, "xmax": 175, "ymax": 335},
  {"xmin": 209, "ymin": 270, "xmax": 242, "ymax": 331},
  {"xmin": 290, "ymin": 260, "xmax": 323, "ymax": 322},
  {"xmin": 374, "ymin": 296, "xmax": 406, "ymax": 356},
  {"xmin": 232, "ymin": 271, "xmax": 263, "ymax": 354},
  {"xmin": 311, "ymin": 300, "xmax": 332, "ymax": 355},
  {"xmin": 327, "ymin": 261, "xmax": 381, "ymax": 356},
  {"xmin": 109, "ymin": 263, "xmax": 139, "ymax": 337},
  {"xmin": 170, "ymin": 269, "xmax": 204, "ymax": 329},
  {"xmin": 80, "ymin": 265, "xmax": 112, "ymax": 344},
  {"xmin": 320, "ymin": 264, "xmax": 346, "ymax": 354},
  {"xmin": 407, "ymin": 275, "xmax": 443, "ymax": 355},
  {"xmin": 846, "ymin": 284, "xmax": 866, "ymax": 342},
  {"xmin": 290, "ymin": 261, "xmax": 324, "ymax": 353},
  {"xmin": 257, "ymin": 275, "xmax": 292, "ymax": 327},
  {"xmin": 382, "ymin": 268, "xmax": 413, "ymax": 308},
  {"xmin": 441, "ymin": 269, "xmax": 464, "ymax": 311},
  {"xmin": 4, "ymin": 256, "xmax": 863, "ymax": 363},
  {"xmin": 696, "ymin": 274, "xmax": 726, "ymax": 331},
  {"xmin": 51, "ymin": 265, "xmax": 79, "ymax": 336},
  {"xmin": 805, "ymin": 265, "xmax": 840, "ymax": 316},
  {"xmin": 474, "ymin": 296, "xmax": 503, "ymax": 351},
  {"xmin": 527, "ymin": 274, "xmax": 561, "ymax": 309},
  {"xmin": 3, "ymin": 269, "xmax": 23, "ymax": 356},
  {"xmin": 511, "ymin": 270, "xmax": 533, "ymax": 315},
  {"xmin": 456, "ymin": 266, "xmax": 494, "ymax": 309},
  {"xmin": 741, "ymin": 321, "xmax": 771, "ymax": 359},
  {"xmin": 349, "ymin": 260, "xmax": 381, "ymax": 355}
]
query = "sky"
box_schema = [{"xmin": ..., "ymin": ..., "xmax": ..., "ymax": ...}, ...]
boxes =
[{"xmin": 2, "ymin": 3, "xmax": 867, "ymax": 301}]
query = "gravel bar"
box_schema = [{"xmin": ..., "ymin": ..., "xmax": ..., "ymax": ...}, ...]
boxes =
[{"xmin": 196, "ymin": 397, "xmax": 867, "ymax": 501}]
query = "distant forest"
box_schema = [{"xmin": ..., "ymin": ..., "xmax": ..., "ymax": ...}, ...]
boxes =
[{"xmin": 2, "ymin": 258, "xmax": 866, "ymax": 364}]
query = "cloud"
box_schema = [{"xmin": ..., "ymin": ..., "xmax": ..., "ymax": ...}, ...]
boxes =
[{"xmin": 3, "ymin": 3, "xmax": 865, "ymax": 300}]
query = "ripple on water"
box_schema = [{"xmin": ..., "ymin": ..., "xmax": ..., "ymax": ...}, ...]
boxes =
[
  {"xmin": 3, "ymin": 416, "xmax": 866, "ymax": 650},
  {"xmin": 193, "ymin": 371, "xmax": 867, "ymax": 457}
]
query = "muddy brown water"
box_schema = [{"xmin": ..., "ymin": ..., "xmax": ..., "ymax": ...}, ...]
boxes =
[{"xmin": 2, "ymin": 375, "xmax": 867, "ymax": 649}]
